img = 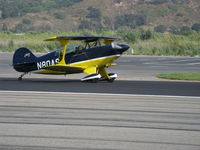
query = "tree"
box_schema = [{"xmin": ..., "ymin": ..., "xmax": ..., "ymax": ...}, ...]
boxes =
[
  {"xmin": 114, "ymin": 14, "xmax": 146, "ymax": 29},
  {"xmin": 0, "ymin": 0, "xmax": 83, "ymax": 19},
  {"xmin": 191, "ymin": 23, "xmax": 200, "ymax": 31},
  {"xmin": 78, "ymin": 20, "xmax": 91, "ymax": 30},
  {"xmin": 86, "ymin": 7, "xmax": 101, "ymax": 21},
  {"xmin": 179, "ymin": 26, "xmax": 191, "ymax": 35},
  {"xmin": 2, "ymin": 23, "xmax": 8, "ymax": 31}
]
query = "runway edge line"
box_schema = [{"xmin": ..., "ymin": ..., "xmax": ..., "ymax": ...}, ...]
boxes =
[{"xmin": 0, "ymin": 90, "xmax": 200, "ymax": 99}]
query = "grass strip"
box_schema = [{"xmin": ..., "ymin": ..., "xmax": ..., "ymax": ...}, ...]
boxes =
[{"xmin": 157, "ymin": 72, "xmax": 200, "ymax": 81}]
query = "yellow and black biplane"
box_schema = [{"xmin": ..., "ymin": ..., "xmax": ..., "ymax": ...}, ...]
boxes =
[{"xmin": 13, "ymin": 36, "xmax": 129, "ymax": 82}]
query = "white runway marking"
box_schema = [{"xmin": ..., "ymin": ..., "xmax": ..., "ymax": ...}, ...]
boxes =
[
  {"xmin": 172, "ymin": 59, "xmax": 192, "ymax": 63},
  {"xmin": 0, "ymin": 90, "xmax": 200, "ymax": 99},
  {"xmin": 188, "ymin": 62, "xmax": 200, "ymax": 65}
]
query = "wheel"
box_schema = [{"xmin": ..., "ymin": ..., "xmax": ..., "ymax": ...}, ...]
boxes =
[
  {"xmin": 18, "ymin": 77, "xmax": 22, "ymax": 81},
  {"xmin": 107, "ymin": 78, "xmax": 115, "ymax": 83}
]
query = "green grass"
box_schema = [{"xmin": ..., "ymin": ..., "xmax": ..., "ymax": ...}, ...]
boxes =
[
  {"xmin": 0, "ymin": 32, "xmax": 82, "ymax": 52},
  {"xmin": 157, "ymin": 72, "xmax": 200, "ymax": 81},
  {"xmin": 132, "ymin": 32, "xmax": 200, "ymax": 56},
  {"xmin": 0, "ymin": 30, "xmax": 200, "ymax": 57}
]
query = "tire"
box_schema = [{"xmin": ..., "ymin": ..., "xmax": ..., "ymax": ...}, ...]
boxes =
[
  {"xmin": 18, "ymin": 77, "xmax": 22, "ymax": 81},
  {"xmin": 107, "ymin": 78, "xmax": 115, "ymax": 83}
]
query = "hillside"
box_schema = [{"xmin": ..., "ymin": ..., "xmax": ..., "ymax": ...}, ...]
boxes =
[{"xmin": 0, "ymin": 0, "xmax": 200, "ymax": 33}]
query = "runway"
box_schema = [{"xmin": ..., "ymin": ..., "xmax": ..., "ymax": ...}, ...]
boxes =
[
  {"xmin": 1, "ymin": 53, "xmax": 200, "ymax": 96},
  {"xmin": 0, "ymin": 53, "xmax": 200, "ymax": 150},
  {"xmin": 0, "ymin": 77, "xmax": 200, "ymax": 96},
  {"xmin": 0, "ymin": 91, "xmax": 200, "ymax": 150}
]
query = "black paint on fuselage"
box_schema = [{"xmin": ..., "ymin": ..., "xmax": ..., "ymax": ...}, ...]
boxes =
[
  {"xmin": 13, "ymin": 44, "xmax": 129, "ymax": 73},
  {"xmin": 65, "ymin": 45, "xmax": 119, "ymax": 64}
]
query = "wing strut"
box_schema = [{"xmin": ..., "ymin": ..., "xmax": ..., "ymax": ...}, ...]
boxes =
[
  {"xmin": 59, "ymin": 39, "xmax": 69, "ymax": 65},
  {"xmin": 45, "ymin": 37, "xmax": 69, "ymax": 65}
]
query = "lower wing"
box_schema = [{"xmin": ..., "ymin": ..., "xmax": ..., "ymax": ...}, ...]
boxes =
[{"xmin": 43, "ymin": 64, "xmax": 84, "ymax": 74}]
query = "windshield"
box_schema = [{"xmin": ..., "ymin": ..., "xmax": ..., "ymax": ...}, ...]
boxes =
[
  {"xmin": 67, "ymin": 44, "xmax": 76, "ymax": 53},
  {"xmin": 66, "ymin": 44, "xmax": 85, "ymax": 54}
]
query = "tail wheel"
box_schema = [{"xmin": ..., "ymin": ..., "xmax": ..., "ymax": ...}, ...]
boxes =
[{"xmin": 17, "ymin": 72, "xmax": 27, "ymax": 81}]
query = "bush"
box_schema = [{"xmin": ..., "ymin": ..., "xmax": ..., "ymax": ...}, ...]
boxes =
[
  {"xmin": 54, "ymin": 12, "xmax": 65, "ymax": 19},
  {"xmin": 114, "ymin": 14, "xmax": 147, "ymax": 29},
  {"xmin": 169, "ymin": 26, "xmax": 179, "ymax": 34},
  {"xmin": 22, "ymin": 18, "xmax": 31, "ymax": 24},
  {"xmin": 78, "ymin": 20, "xmax": 91, "ymax": 30},
  {"xmin": 148, "ymin": 0, "xmax": 167, "ymax": 5},
  {"xmin": 176, "ymin": 13, "xmax": 183, "ymax": 17},
  {"xmin": 191, "ymin": 23, "xmax": 200, "ymax": 31},
  {"xmin": 179, "ymin": 26, "xmax": 191, "ymax": 35},
  {"xmin": 117, "ymin": 28, "xmax": 137, "ymax": 43},
  {"xmin": 139, "ymin": 29, "xmax": 154, "ymax": 40},
  {"xmin": 154, "ymin": 25, "xmax": 167, "ymax": 33}
]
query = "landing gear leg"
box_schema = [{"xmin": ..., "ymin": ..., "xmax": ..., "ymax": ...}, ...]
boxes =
[{"xmin": 18, "ymin": 72, "xmax": 27, "ymax": 81}]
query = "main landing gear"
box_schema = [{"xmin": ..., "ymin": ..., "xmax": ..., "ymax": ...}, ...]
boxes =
[
  {"xmin": 100, "ymin": 73, "xmax": 117, "ymax": 83},
  {"xmin": 81, "ymin": 74, "xmax": 101, "ymax": 83},
  {"xmin": 81, "ymin": 73, "xmax": 117, "ymax": 83},
  {"xmin": 18, "ymin": 72, "xmax": 27, "ymax": 81},
  {"xmin": 107, "ymin": 73, "xmax": 117, "ymax": 83}
]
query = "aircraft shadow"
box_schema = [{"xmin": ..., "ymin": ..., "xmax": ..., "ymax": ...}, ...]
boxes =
[{"xmin": 0, "ymin": 77, "xmax": 115, "ymax": 84}]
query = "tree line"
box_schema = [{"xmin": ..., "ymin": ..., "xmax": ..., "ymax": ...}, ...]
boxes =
[{"xmin": 0, "ymin": 0, "xmax": 82, "ymax": 19}]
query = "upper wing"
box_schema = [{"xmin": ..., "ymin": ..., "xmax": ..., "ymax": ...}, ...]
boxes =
[
  {"xmin": 45, "ymin": 36, "xmax": 120, "ymax": 42},
  {"xmin": 45, "ymin": 36, "xmax": 120, "ymax": 45}
]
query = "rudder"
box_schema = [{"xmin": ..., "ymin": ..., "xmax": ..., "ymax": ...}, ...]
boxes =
[{"xmin": 13, "ymin": 47, "xmax": 37, "ymax": 72}]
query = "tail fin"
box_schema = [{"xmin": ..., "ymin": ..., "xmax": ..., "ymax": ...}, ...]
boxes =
[{"xmin": 13, "ymin": 47, "xmax": 37, "ymax": 72}]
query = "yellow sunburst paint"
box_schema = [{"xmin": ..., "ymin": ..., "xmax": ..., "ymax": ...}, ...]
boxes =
[
  {"xmin": 33, "ymin": 55, "xmax": 119, "ymax": 77},
  {"xmin": 83, "ymin": 66, "xmax": 98, "ymax": 75},
  {"xmin": 71, "ymin": 55, "xmax": 120, "ymax": 77}
]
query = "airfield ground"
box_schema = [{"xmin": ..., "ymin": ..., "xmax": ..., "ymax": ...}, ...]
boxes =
[{"xmin": 0, "ymin": 53, "xmax": 200, "ymax": 150}]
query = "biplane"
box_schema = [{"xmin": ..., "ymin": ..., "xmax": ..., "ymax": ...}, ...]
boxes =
[{"xmin": 13, "ymin": 36, "xmax": 129, "ymax": 82}]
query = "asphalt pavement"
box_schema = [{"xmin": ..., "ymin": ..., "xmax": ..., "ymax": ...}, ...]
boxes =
[
  {"xmin": 0, "ymin": 53, "xmax": 200, "ymax": 96},
  {"xmin": 0, "ymin": 53, "xmax": 200, "ymax": 150},
  {"xmin": 0, "ymin": 91, "xmax": 200, "ymax": 150}
]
